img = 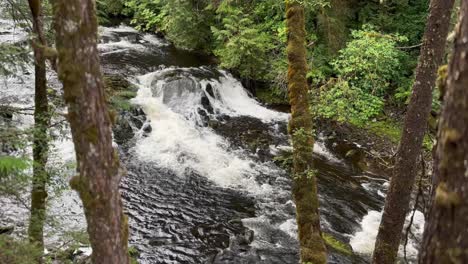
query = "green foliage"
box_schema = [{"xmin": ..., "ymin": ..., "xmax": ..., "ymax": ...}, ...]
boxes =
[
  {"xmin": 366, "ymin": 119, "xmax": 402, "ymax": 144},
  {"xmin": 104, "ymin": 74, "xmax": 138, "ymax": 111},
  {"xmin": 313, "ymin": 25, "xmax": 409, "ymax": 124},
  {"xmin": 97, "ymin": 0, "xmax": 125, "ymax": 17},
  {"xmin": 96, "ymin": 0, "xmax": 123, "ymax": 24},
  {"xmin": 124, "ymin": 0, "xmax": 165, "ymax": 31},
  {"xmin": 0, "ymin": 44, "xmax": 29, "ymax": 78},
  {"xmin": 125, "ymin": 0, "xmax": 212, "ymax": 50},
  {"xmin": 0, "ymin": 235, "xmax": 42, "ymax": 264},
  {"xmin": 128, "ymin": 246, "xmax": 140, "ymax": 264},
  {"xmin": 313, "ymin": 78, "xmax": 384, "ymax": 125},
  {"xmin": 0, "ymin": 156, "xmax": 31, "ymax": 196},
  {"xmin": 256, "ymin": 86, "xmax": 289, "ymax": 105},
  {"xmin": 287, "ymin": 0, "xmax": 330, "ymax": 10},
  {"xmin": 357, "ymin": 0, "xmax": 429, "ymax": 45},
  {"xmin": 161, "ymin": 0, "xmax": 212, "ymax": 50},
  {"xmin": 273, "ymin": 150, "xmax": 293, "ymax": 170},
  {"xmin": 212, "ymin": 4, "xmax": 274, "ymax": 79},
  {"xmin": 332, "ymin": 25, "xmax": 407, "ymax": 97}
]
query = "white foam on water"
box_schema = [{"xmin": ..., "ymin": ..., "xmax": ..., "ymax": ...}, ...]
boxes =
[
  {"xmin": 279, "ymin": 218, "xmax": 297, "ymax": 238},
  {"xmin": 49, "ymin": 136, "xmax": 76, "ymax": 166},
  {"xmin": 350, "ymin": 209, "xmax": 425, "ymax": 261},
  {"xmin": 349, "ymin": 210, "xmax": 382, "ymax": 254},
  {"xmin": 74, "ymin": 247, "xmax": 92, "ymax": 256},
  {"xmin": 142, "ymin": 34, "xmax": 170, "ymax": 47},
  {"xmin": 313, "ymin": 140, "xmax": 342, "ymax": 163},
  {"xmin": 132, "ymin": 69, "xmax": 280, "ymax": 195},
  {"xmin": 0, "ymin": 18, "xmax": 28, "ymax": 43},
  {"xmin": 99, "ymin": 25, "xmax": 138, "ymax": 35},
  {"xmin": 98, "ymin": 39, "xmax": 146, "ymax": 53},
  {"xmin": 200, "ymin": 72, "xmax": 289, "ymax": 122}
]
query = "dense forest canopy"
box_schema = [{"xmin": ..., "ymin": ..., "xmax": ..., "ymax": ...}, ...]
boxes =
[{"xmin": 97, "ymin": 0, "xmax": 434, "ymax": 125}]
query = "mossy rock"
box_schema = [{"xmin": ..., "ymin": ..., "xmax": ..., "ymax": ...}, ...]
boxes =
[
  {"xmin": 104, "ymin": 75, "xmax": 138, "ymax": 112},
  {"xmin": 128, "ymin": 246, "xmax": 140, "ymax": 264},
  {"xmin": 322, "ymin": 233, "xmax": 353, "ymax": 256}
]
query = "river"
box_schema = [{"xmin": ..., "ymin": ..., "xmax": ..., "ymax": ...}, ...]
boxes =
[{"xmin": 0, "ymin": 16, "xmax": 424, "ymax": 264}]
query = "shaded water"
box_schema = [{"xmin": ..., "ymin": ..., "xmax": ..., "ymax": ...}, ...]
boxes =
[{"xmin": 0, "ymin": 21, "xmax": 425, "ymax": 263}]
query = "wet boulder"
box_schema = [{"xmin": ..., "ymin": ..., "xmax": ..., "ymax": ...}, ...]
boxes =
[
  {"xmin": 200, "ymin": 94, "xmax": 213, "ymax": 114},
  {"xmin": 142, "ymin": 123, "xmax": 152, "ymax": 134},
  {"xmin": 205, "ymin": 83, "xmax": 215, "ymax": 98},
  {"xmin": 113, "ymin": 114, "xmax": 134, "ymax": 145},
  {"xmin": 153, "ymin": 77, "xmax": 201, "ymax": 105},
  {"xmin": 0, "ymin": 226, "xmax": 13, "ymax": 235}
]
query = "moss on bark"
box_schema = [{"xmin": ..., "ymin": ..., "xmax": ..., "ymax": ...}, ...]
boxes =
[
  {"xmin": 52, "ymin": 0, "xmax": 130, "ymax": 263},
  {"xmin": 419, "ymin": 3, "xmax": 468, "ymax": 261},
  {"xmin": 372, "ymin": 0, "xmax": 455, "ymax": 263},
  {"xmin": 286, "ymin": 1, "xmax": 327, "ymax": 263},
  {"xmin": 27, "ymin": 2, "xmax": 51, "ymax": 262}
]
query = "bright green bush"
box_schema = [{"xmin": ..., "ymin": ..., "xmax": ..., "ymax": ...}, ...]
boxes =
[
  {"xmin": 0, "ymin": 156, "xmax": 31, "ymax": 197},
  {"xmin": 314, "ymin": 78, "xmax": 384, "ymax": 124},
  {"xmin": 313, "ymin": 25, "xmax": 409, "ymax": 124},
  {"xmin": 0, "ymin": 235, "xmax": 42, "ymax": 264},
  {"xmin": 332, "ymin": 25, "xmax": 407, "ymax": 97}
]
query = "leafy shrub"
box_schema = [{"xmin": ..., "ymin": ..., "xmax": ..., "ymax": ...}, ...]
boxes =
[
  {"xmin": 0, "ymin": 235, "xmax": 42, "ymax": 264},
  {"xmin": 332, "ymin": 25, "xmax": 407, "ymax": 97},
  {"xmin": 211, "ymin": 4, "xmax": 274, "ymax": 79},
  {"xmin": 0, "ymin": 156, "xmax": 31, "ymax": 196},
  {"xmin": 313, "ymin": 25, "xmax": 408, "ymax": 124},
  {"xmin": 313, "ymin": 78, "xmax": 384, "ymax": 124}
]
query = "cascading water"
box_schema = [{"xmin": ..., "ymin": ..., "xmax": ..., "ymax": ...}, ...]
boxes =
[{"xmin": 0, "ymin": 18, "xmax": 425, "ymax": 263}]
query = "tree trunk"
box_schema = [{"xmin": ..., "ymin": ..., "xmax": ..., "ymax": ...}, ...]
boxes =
[
  {"xmin": 52, "ymin": 1, "xmax": 129, "ymax": 263},
  {"xmin": 419, "ymin": 1, "xmax": 468, "ymax": 262},
  {"xmin": 27, "ymin": 0, "xmax": 49, "ymax": 260},
  {"xmin": 372, "ymin": 0, "xmax": 455, "ymax": 263},
  {"xmin": 286, "ymin": 1, "xmax": 327, "ymax": 263}
]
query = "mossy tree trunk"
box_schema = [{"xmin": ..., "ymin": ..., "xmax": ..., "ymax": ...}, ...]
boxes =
[
  {"xmin": 52, "ymin": 0, "xmax": 129, "ymax": 263},
  {"xmin": 372, "ymin": 0, "xmax": 455, "ymax": 263},
  {"xmin": 27, "ymin": 0, "xmax": 50, "ymax": 260},
  {"xmin": 419, "ymin": 2, "xmax": 468, "ymax": 262},
  {"xmin": 286, "ymin": 1, "xmax": 327, "ymax": 263}
]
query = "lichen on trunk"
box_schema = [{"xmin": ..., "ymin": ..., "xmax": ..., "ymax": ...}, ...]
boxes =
[
  {"xmin": 27, "ymin": 1, "xmax": 50, "ymax": 261},
  {"xmin": 286, "ymin": 1, "xmax": 327, "ymax": 263},
  {"xmin": 52, "ymin": 0, "xmax": 130, "ymax": 263},
  {"xmin": 419, "ymin": 1, "xmax": 468, "ymax": 262},
  {"xmin": 372, "ymin": 0, "xmax": 455, "ymax": 263}
]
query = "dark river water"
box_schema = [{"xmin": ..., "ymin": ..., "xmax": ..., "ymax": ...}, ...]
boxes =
[{"xmin": 0, "ymin": 18, "xmax": 425, "ymax": 263}]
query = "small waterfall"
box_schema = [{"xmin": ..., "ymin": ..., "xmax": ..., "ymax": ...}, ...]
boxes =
[{"xmin": 131, "ymin": 67, "xmax": 288, "ymax": 194}]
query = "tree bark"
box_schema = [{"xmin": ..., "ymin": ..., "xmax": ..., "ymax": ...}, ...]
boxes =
[
  {"xmin": 372, "ymin": 0, "xmax": 455, "ymax": 263},
  {"xmin": 27, "ymin": 0, "xmax": 50, "ymax": 260},
  {"xmin": 52, "ymin": 0, "xmax": 129, "ymax": 263},
  {"xmin": 419, "ymin": 1, "xmax": 468, "ymax": 262},
  {"xmin": 286, "ymin": 1, "xmax": 327, "ymax": 263}
]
